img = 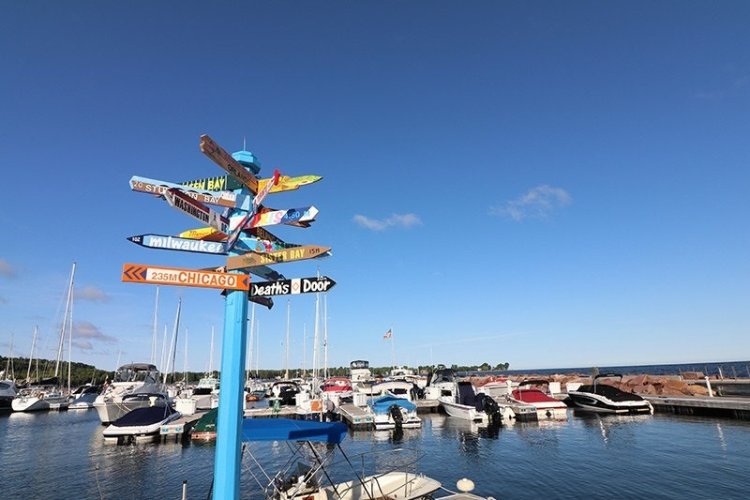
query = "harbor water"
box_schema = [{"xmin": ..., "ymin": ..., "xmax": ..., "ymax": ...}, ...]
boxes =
[{"xmin": 2, "ymin": 409, "xmax": 749, "ymax": 499}]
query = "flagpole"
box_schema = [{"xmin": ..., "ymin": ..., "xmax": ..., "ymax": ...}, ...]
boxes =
[{"xmin": 390, "ymin": 325, "xmax": 396, "ymax": 370}]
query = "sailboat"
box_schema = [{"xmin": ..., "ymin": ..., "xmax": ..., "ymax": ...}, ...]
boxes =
[{"xmin": 13, "ymin": 264, "xmax": 76, "ymax": 412}]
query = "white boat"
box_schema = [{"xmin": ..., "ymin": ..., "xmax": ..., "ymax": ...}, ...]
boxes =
[
  {"xmin": 389, "ymin": 366, "xmax": 428, "ymax": 390},
  {"xmin": 369, "ymin": 394, "xmax": 421, "ymax": 430},
  {"xmin": 68, "ymin": 384, "xmax": 102, "ymax": 410},
  {"xmin": 93, "ymin": 363, "xmax": 164, "ymax": 424},
  {"xmin": 350, "ymin": 359, "xmax": 375, "ymax": 394},
  {"xmin": 0, "ymin": 379, "xmax": 17, "ymax": 412},
  {"xmin": 440, "ymin": 381, "xmax": 513, "ymax": 425},
  {"xmin": 369, "ymin": 380, "xmax": 417, "ymax": 400},
  {"xmin": 567, "ymin": 373, "xmax": 654, "ymax": 414},
  {"xmin": 103, "ymin": 397, "xmax": 181, "ymax": 440},
  {"xmin": 12, "ymin": 378, "xmax": 70, "ymax": 412},
  {"xmin": 506, "ymin": 380, "xmax": 568, "ymax": 420},
  {"xmin": 190, "ymin": 377, "xmax": 220, "ymax": 410},
  {"xmin": 424, "ymin": 367, "xmax": 457, "ymax": 401}
]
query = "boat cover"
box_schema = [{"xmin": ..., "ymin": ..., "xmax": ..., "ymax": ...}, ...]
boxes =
[
  {"xmin": 111, "ymin": 405, "xmax": 177, "ymax": 427},
  {"xmin": 369, "ymin": 394, "xmax": 416, "ymax": 414},
  {"xmin": 242, "ymin": 418, "xmax": 347, "ymax": 444}
]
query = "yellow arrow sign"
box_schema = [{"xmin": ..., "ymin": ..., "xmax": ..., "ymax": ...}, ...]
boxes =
[{"xmin": 226, "ymin": 245, "xmax": 331, "ymax": 270}]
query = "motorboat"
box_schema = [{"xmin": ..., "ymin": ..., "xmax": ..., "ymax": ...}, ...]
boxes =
[
  {"xmin": 0, "ymin": 379, "xmax": 17, "ymax": 411},
  {"xmin": 567, "ymin": 373, "xmax": 654, "ymax": 414},
  {"xmin": 191, "ymin": 407, "xmax": 218, "ymax": 441},
  {"xmin": 369, "ymin": 380, "xmax": 418, "ymax": 400},
  {"xmin": 103, "ymin": 395, "xmax": 181, "ymax": 441},
  {"xmin": 93, "ymin": 363, "xmax": 164, "ymax": 424},
  {"xmin": 389, "ymin": 366, "xmax": 428, "ymax": 391},
  {"xmin": 474, "ymin": 377, "xmax": 516, "ymax": 399},
  {"xmin": 368, "ymin": 394, "xmax": 421, "ymax": 430},
  {"xmin": 440, "ymin": 381, "xmax": 513, "ymax": 425},
  {"xmin": 424, "ymin": 367, "xmax": 457, "ymax": 401},
  {"xmin": 11, "ymin": 378, "xmax": 69, "ymax": 412},
  {"xmin": 190, "ymin": 377, "xmax": 220, "ymax": 410},
  {"xmin": 241, "ymin": 418, "xmax": 442, "ymax": 499},
  {"xmin": 320, "ymin": 376, "xmax": 353, "ymax": 408},
  {"xmin": 506, "ymin": 380, "xmax": 568, "ymax": 420},
  {"xmin": 68, "ymin": 384, "xmax": 102, "ymax": 410},
  {"xmin": 269, "ymin": 380, "xmax": 302, "ymax": 406},
  {"xmin": 349, "ymin": 359, "xmax": 377, "ymax": 395}
]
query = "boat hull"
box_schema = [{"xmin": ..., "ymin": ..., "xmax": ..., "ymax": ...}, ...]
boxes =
[
  {"xmin": 567, "ymin": 393, "xmax": 654, "ymax": 414},
  {"xmin": 94, "ymin": 399, "xmax": 153, "ymax": 424},
  {"xmin": 103, "ymin": 409, "xmax": 181, "ymax": 437},
  {"xmin": 12, "ymin": 395, "xmax": 69, "ymax": 412},
  {"xmin": 440, "ymin": 398, "xmax": 487, "ymax": 423}
]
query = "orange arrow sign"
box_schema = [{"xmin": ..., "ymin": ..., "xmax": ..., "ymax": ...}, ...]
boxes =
[
  {"xmin": 226, "ymin": 245, "xmax": 331, "ymax": 270},
  {"xmin": 121, "ymin": 263, "xmax": 249, "ymax": 291}
]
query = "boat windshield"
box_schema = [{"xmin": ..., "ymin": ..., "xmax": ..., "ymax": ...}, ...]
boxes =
[
  {"xmin": 350, "ymin": 360, "xmax": 370, "ymax": 369},
  {"xmin": 114, "ymin": 366, "xmax": 159, "ymax": 383}
]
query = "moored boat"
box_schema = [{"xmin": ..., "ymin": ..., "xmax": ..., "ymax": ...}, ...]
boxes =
[
  {"xmin": 93, "ymin": 363, "xmax": 164, "ymax": 424},
  {"xmin": 567, "ymin": 373, "xmax": 654, "ymax": 414},
  {"xmin": 440, "ymin": 381, "xmax": 512, "ymax": 425},
  {"xmin": 0, "ymin": 379, "xmax": 17, "ymax": 412},
  {"xmin": 103, "ymin": 397, "xmax": 181, "ymax": 440},
  {"xmin": 506, "ymin": 380, "xmax": 568, "ymax": 420},
  {"xmin": 368, "ymin": 394, "xmax": 421, "ymax": 430}
]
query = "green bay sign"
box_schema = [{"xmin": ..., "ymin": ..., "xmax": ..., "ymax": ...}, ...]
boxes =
[{"xmin": 250, "ymin": 276, "xmax": 336, "ymax": 297}]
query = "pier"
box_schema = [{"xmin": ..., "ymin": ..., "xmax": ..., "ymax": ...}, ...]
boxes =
[{"xmin": 644, "ymin": 395, "xmax": 750, "ymax": 420}]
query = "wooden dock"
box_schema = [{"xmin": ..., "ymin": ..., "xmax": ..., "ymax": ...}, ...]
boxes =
[
  {"xmin": 644, "ymin": 395, "xmax": 750, "ymax": 420},
  {"xmin": 337, "ymin": 403, "xmax": 374, "ymax": 429},
  {"xmin": 160, "ymin": 410, "xmax": 208, "ymax": 442},
  {"xmin": 244, "ymin": 406, "xmax": 298, "ymax": 418}
]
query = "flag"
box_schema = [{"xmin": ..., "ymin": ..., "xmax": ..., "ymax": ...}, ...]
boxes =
[{"xmin": 383, "ymin": 328, "xmax": 392, "ymax": 339}]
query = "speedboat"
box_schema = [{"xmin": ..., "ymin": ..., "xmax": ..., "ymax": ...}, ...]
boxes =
[
  {"xmin": 567, "ymin": 373, "xmax": 654, "ymax": 414},
  {"xmin": 68, "ymin": 384, "xmax": 101, "ymax": 410},
  {"xmin": 424, "ymin": 367, "xmax": 457, "ymax": 401},
  {"xmin": 389, "ymin": 366, "xmax": 428, "ymax": 391},
  {"xmin": 0, "ymin": 379, "xmax": 17, "ymax": 411},
  {"xmin": 269, "ymin": 380, "xmax": 302, "ymax": 406},
  {"xmin": 93, "ymin": 363, "xmax": 164, "ymax": 424},
  {"xmin": 370, "ymin": 379, "xmax": 417, "ymax": 400},
  {"xmin": 190, "ymin": 377, "xmax": 220, "ymax": 410},
  {"xmin": 506, "ymin": 380, "xmax": 568, "ymax": 420},
  {"xmin": 368, "ymin": 394, "xmax": 421, "ymax": 430},
  {"xmin": 440, "ymin": 381, "xmax": 513, "ymax": 425},
  {"xmin": 102, "ymin": 398, "xmax": 181, "ymax": 441}
]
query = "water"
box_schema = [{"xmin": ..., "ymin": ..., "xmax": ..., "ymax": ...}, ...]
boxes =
[
  {"xmin": 2, "ymin": 409, "xmax": 750, "ymax": 499},
  {"xmin": 481, "ymin": 360, "xmax": 750, "ymax": 378}
]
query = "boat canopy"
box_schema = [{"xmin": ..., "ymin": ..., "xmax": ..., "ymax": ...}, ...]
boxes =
[
  {"xmin": 369, "ymin": 394, "xmax": 416, "ymax": 413},
  {"xmin": 242, "ymin": 418, "xmax": 347, "ymax": 445},
  {"xmin": 594, "ymin": 373, "xmax": 624, "ymax": 381}
]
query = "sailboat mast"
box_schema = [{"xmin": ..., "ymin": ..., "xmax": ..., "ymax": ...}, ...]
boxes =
[
  {"xmin": 184, "ymin": 328, "xmax": 189, "ymax": 384},
  {"xmin": 312, "ymin": 293, "xmax": 320, "ymax": 384},
  {"xmin": 151, "ymin": 287, "xmax": 160, "ymax": 365},
  {"xmin": 68, "ymin": 263, "xmax": 75, "ymax": 394},
  {"xmin": 246, "ymin": 304, "xmax": 255, "ymax": 382},
  {"xmin": 255, "ymin": 320, "xmax": 260, "ymax": 377},
  {"xmin": 209, "ymin": 325, "xmax": 215, "ymax": 377},
  {"xmin": 164, "ymin": 298, "xmax": 182, "ymax": 386},
  {"xmin": 160, "ymin": 324, "xmax": 168, "ymax": 372},
  {"xmin": 55, "ymin": 263, "xmax": 75, "ymax": 378},
  {"xmin": 26, "ymin": 327, "xmax": 37, "ymax": 383},
  {"xmin": 284, "ymin": 300, "xmax": 290, "ymax": 380},
  {"xmin": 302, "ymin": 324, "xmax": 307, "ymax": 377},
  {"xmin": 323, "ymin": 295, "xmax": 328, "ymax": 379}
]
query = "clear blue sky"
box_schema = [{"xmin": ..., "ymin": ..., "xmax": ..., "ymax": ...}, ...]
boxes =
[{"xmin": 1, "ymin": 1, "xmax": 748, "ymax": 373}]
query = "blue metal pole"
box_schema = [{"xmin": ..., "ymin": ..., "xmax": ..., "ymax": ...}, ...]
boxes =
[{"xmin": 212, "ymin": 282, "xmax": 248, "ymax": 499}]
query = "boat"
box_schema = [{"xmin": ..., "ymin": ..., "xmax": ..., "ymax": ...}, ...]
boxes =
[
  {"xmin": 424, "ymin": 367, "xmax": 457, "ymax": 401},
  {"xmin": 93, "ymin": 363, "xmax": 164, "ymax": 424},
  {"xmin": 370, "ymin": 379, "xmax": 418, "ymax": 400},
  {"xmin": 102, "ymin": 395, "xmax": 181, "ymax": 441},
  {"xmin": 368, "ymin": 394, "xmax": 422, "ymax": 430},
  {"xmin": 349, "ymin": 359, "xmax": 375, "ymax": 394},
  {"xmin": 320, "ymin": 376, "xmax": 353, "ymax": 408},
  {"xmin": 190, "ymin": 376, "xmax": 220, "ymax": 410},
  {"xmin": 12, "ymin": 377, "xmax": 70, "ymax": 412},
  {"xmin": 506, "ymin": 380, "xmax": 568, "ymax": 420},
  {"xmin": 440, "ymin": 381, "xmax": 512, "ymax": 425},
  {"xmin": 191, "ymin": 407, "xmax": 218, "ymax": 441},
  {"xmin": 68, "ymin": 384, "xmax": 102, "ymax": 410},
  {"xmin": 567, "ymin": 373, "xmax": 654, "ymax": 414},
  {"xmin": 474, "ymin": 376, "xmax": 516, "ymax": 399},
  {"xmin": 269, "ymin": 380, "xmax": 302, "ymax": 406},
  {"xmin": 0, "ymin": 379, "xmax": 17, "ymax": 412},
  {"xmin": 241, "ymin": 418, "xmax": 443, "ymax": 499},
  {"xmin": 389, "ymin": 366, "xmax": 428, "ymax": 391}
]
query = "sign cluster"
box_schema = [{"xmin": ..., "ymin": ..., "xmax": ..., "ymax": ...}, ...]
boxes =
[{"xmin": 122, "ymin": 134, "xmax": 336, "ymax": 307}]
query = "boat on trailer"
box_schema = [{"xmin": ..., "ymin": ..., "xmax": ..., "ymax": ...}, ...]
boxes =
[{"xmin": 567, "ymin": 373, "xmax": 654, "ymax": 414}]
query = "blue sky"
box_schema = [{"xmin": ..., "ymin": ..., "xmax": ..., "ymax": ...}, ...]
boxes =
[{"xmin": 1, "ymin": 1, "xmax": 748, "ymax": 373}]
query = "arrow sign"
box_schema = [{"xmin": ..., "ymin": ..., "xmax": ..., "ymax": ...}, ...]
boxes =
[
  {"xmin": 121, "ymin": 263, "xmax": 249, "ymax": 291},
  {"xmin": 249, "ymin": 295, "xmax": 274, "ymax": 309},
  {"xmin": 200, "ymin": 134, "xmax": 259, "ymax": 194},
  {"xmin": 163, "ymin": 188, "xmax": 230, "ymax": 234},
  {"xmin": 127, "ymin": 234, "xmax": 226, "ymax": 255},
  {"xmin": 181, "ymin": 173, "xmax": 323, "ymax": 195},
  {"xmin": 226, "ymin": 169, "xmax": 280, "ymax": 251},
  {"xmin": 130, "ymin": 176, "xmax": 245, "ymax": 209},
  {"xmin": 247, "ymin": 206, "xmax": 318, "ymax": 229},
  {"xmin": 250, "ymin": 276, "xmax": 337, "ymax": 297},
  {"xmin": 226, "ymin": 245, "xmax": 331, "ymax": 270}
]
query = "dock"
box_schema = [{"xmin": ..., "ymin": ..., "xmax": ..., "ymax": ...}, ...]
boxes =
[
  {"xmin": 644, "ymin": 395, "xmax": 750, "ymax": 420},
  {"xmin": 159, "ymin": 411, "xmax": 208, "ymax": 442},
  {"xmin": 337, "ymin": 403, "xmax": 374, "ymax": 429},
  {"xmin": 243, "ymin": 406, "xmax": 298, "ymax": 418}
]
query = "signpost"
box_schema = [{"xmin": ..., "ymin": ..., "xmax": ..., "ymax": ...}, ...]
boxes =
[
  {"xmin": 121, "ymin": 263, "xmax": 249, "ymax": 291},
  {"xmin": 250, "ymin": 276, "xmax": 336, "ymax": 297},
  {"xmin": 226, "ymin": 245, "xmax": 331, "ymax": 270},
  {"xmin": 123, "ymin": 134, "xmax": 333, "ymax": 500}
]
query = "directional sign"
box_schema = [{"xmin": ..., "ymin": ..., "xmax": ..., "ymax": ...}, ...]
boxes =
[
  {"xmin": 130, "ymin": 176, "xmax": 245, "ymax": 209},
  {"xmin": 163, "ymin": 188, "xmax": 230, "ymax": 234},
  {"xmin": 226, "ymin": 169, "xmax": 281, "ymax": 251},
  {"xmin": 200, "ymin": 135, "xmax": 259, "ymax": 193},
  {"xmin": 247, "ymin": 265, "xmax": 285, "ymax": 282},
  {"xmin": 249, "ymin": 295, "xmax": 274, "ymax": 309},
  {"xmin": 226, "ymin": 245, "xmax": 331, "ymax": 270},
  {"xmin": 127, "ymin": 234, "xmax": 226, "ymax": 255},
  {"xmin": 247, "ymin": 206, "xmax": 318, "ymax": 229},
  {"xmin": 237, "ymin": 236, "xmax": 300, "ymax": 254},
  {"xmin": 250, "ymin": 276, "xmax": 337, "ymax": 297},
  {"xmin": 121, "ymin": 263, "xmax": 249, "ymax": 291},
  {"xmin": 179, "ymin": 227, "xmax": 226, "ymax": 241},
  {"xmin": 181, "ymin": 173, "xmax": 322, "ymax": 195}
]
